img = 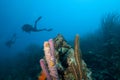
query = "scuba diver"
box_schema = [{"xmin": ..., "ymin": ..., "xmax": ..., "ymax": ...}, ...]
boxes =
[
  {"xmin": 5, "ymin": 33, "xmax": 17, "ymax": 48},
  {"xmin": 21, "ymin": 16, "xmax": 53, "ymax": 33}
]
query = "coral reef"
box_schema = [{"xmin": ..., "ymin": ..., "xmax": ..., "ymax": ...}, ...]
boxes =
[
  {"xmin": 39, "ymin": 34, "xmax": 92, "ymax": 80},
  {"xmin": 81, "ymin": 13, "xmax": 120, "ymax": 80}
]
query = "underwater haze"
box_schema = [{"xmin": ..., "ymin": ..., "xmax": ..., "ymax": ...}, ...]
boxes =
[
  {"xmin": 0, "ymin": 0, "xmax": 120, "ymax": 53},
  {"xmin": 0, "ymin": 0, "xmax": 120, "ymax": 80}
]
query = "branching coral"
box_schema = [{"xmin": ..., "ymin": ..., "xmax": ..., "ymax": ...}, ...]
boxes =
[
  {"xmin": 74, "ymin": 34, "xmax": 83, "ymax": 80},
  {"xmin": 66, "ymin": 34, "xmax": 91, "ymax": 80}
]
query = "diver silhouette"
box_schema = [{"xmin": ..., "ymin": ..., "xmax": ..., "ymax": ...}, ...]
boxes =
[
  {"xmin": 22, "ymin": 16, "xmax": 53, "ymax": 33},
  {"xmin": 5, "ymin": 33, "xmax": 17, "ymax": 48}
]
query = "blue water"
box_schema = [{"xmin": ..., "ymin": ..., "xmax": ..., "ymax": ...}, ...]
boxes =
[
  {"xmin": 0, "ymin": 0, "xmax": 120, "ymax": 54},
  {"xmin": 0, "ymin": 0, "xmax": 120, "ymax": 80}
]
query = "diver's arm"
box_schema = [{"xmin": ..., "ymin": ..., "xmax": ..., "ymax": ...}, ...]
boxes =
[
  {"xmin": 34, "ymin": 16, "xmax": 42, "ymax": 29},
  {"xmin": 33, "ymin": 16, "xmax": 53, "ymax": 32}
]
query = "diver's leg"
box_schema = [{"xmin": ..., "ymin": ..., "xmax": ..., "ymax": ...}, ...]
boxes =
[
  {"xmin": 37, "ymin": 28, "xmax": 53, "ymax": 32},
  {"xmin": 11, "ymin": 33, "xmax": 16, "ymax": 43}
]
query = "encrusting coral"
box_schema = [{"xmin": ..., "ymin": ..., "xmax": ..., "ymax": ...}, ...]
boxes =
[{"xmin": 39, "ymin": 34, "xmax": 92, "ymax": 80}]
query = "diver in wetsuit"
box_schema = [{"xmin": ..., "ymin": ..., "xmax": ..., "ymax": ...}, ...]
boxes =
[
  {"xmin": 5, "ymin": 33, "xmax": 17, "ymax": 48},
  {"xmin": 22, "ymin": 16, "xmax": 52, "ymax": 33}
]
